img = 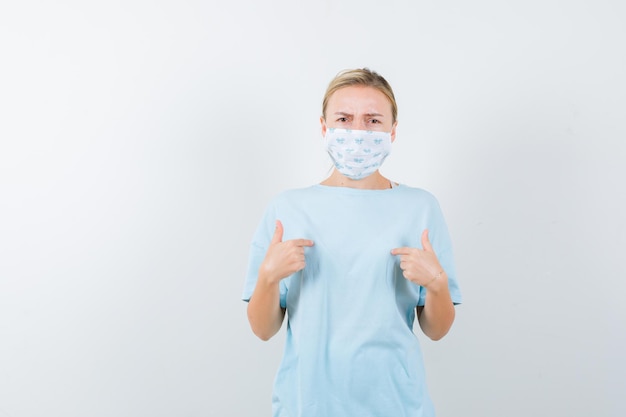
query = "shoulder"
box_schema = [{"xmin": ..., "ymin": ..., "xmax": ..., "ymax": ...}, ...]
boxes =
[
  {"xmin": 270, "ymin": 185, "xmax": 318, "ymax": 203},
  {"xmin": 251, "ymin": 186, "xmax": 318, "ymax": 241},
  {"xmin": 395, "ymin": 184, "xmax": 441, "ymax": 206},
  {"xmin": 392, "ymin": 185, "xmax": 449, "ymax": 225},
  {"xmin": 261, "ymin": 185, "xmax": 321, "ymax": 214}
]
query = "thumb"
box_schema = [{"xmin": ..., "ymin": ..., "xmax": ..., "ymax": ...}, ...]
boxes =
[
  {"xmin": 421, "ymin": 229, "xmax": 433, "ymax": 252},
  {"xmin": 271, "ymin": 220, "xmax": 284, "ymax": 244}
]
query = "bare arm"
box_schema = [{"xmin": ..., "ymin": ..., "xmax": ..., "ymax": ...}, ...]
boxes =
[
  {"xmin": 247, "ymin": 273, "xmax": 286, "ymax": 341},
  {"xmin": 416, "ymin": 271, "xmax": 455, "ymax": 340},
  {"xmin": 247, "ymin": 220, "xmax": 313, "ymax": 341},
  {"xmin": 391, "ymin": 229, "xmax": 456, "ymax": 341}
]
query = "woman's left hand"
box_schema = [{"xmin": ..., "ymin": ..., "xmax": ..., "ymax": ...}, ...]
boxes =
[{"xmin": 391, "ymin": 230, "xmax": 444, "ymax": 287}]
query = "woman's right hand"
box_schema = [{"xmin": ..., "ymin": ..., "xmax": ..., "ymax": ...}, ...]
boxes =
[{"xmin": 258, "ymin": 220, "xmax": 314, "ymax": 285}]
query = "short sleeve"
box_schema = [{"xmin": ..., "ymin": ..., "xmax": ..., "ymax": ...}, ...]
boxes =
[
  {"xmin": 416, "ymin": 197, "xmax": 462, "ymax": 306},
  {"xmin": 241, "ymin": 241, "xmax": 268, "ymax": 302},
  {"xmin": 241, "ymin": 201, "xmax": 288, "ymax": 308}
]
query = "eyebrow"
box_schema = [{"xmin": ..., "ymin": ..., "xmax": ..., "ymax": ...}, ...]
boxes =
[{"xmin": 334, "ymin": 112, "xmax": 386, "ymax": 118}]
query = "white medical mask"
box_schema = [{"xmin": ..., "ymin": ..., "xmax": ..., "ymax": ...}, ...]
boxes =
[{"xmin": 323, "ymin": 128, "xmax": 392, "ymax": 180}]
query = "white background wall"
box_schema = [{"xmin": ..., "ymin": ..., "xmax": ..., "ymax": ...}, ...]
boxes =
[{"xmin": 1, "ymin": 1, "xmax": 624, "ymax": 416}]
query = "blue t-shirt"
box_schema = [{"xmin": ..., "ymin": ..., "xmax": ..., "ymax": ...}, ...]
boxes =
[{"xmin": 243, "ymin": 184, "xmax": 462, "ymax": 417}]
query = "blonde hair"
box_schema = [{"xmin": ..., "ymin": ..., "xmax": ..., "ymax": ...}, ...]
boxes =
[{"xmin": 322, "ymin": 68, "xmax": 398, "ymax": 124}]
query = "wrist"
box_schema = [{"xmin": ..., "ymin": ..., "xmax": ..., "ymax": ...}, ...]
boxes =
[
  {"xmin": 423, "ymin": 270, "xmax": 449, "ymax": 295},
  {"xmin": 258, "ymin": 267, "xmax": 282, "ymax": 287}
]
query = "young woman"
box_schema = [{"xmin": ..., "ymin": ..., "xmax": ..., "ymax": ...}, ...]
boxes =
[{"xmin": 242, "ymin": 68, "xmax": 462, "ymax": 416}]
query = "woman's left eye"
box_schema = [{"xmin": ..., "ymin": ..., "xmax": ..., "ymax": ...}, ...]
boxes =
[{"xmin": 369, "ymin": 119, "xmax": 380, "ymax": 124}]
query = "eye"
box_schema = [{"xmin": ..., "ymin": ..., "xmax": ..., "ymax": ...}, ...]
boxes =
[
  {"xmin": 369, "ymin": 118, "xmax": 381, "ymax": 124},
  {"xmin": 336, "ymin": 117, "xmax": 348, "ymax": 123}
]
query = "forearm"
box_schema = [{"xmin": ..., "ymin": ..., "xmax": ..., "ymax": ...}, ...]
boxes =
[
  {"xmin": 247, "ymin": 274, "xmax": 285, "ymax": 341},
  {"xmin": 417, "ymin": 272, "xmax": 455, "ymax": 341}
]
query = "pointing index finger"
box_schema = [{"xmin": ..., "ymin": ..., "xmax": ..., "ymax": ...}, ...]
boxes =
[
  {"xmin": 292, "ymin": 239, "xmax": 314, "ymax": 247},
  {"xmin": 391, "ymin": 247, "xmax": 412, "ymax": 256}
]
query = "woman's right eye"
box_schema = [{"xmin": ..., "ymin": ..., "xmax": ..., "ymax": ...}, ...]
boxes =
[{"xmin": 336, "ymin": 117, "xmax": 348, "ymax": 122}]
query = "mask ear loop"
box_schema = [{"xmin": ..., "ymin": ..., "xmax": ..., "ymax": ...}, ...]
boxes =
[{"xmin": 321, "ymin": 128, "xmax": 334, "ymax": 176}]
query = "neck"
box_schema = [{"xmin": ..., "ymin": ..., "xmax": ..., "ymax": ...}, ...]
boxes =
[{"xmin": 321, "ymin": 170, "xmax": 391, "ymax": 190}]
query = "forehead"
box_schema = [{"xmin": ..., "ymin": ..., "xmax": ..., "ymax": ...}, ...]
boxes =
[{"xmin": 327, "ymin": 86, "xmax": 392, "ymax": 114}]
